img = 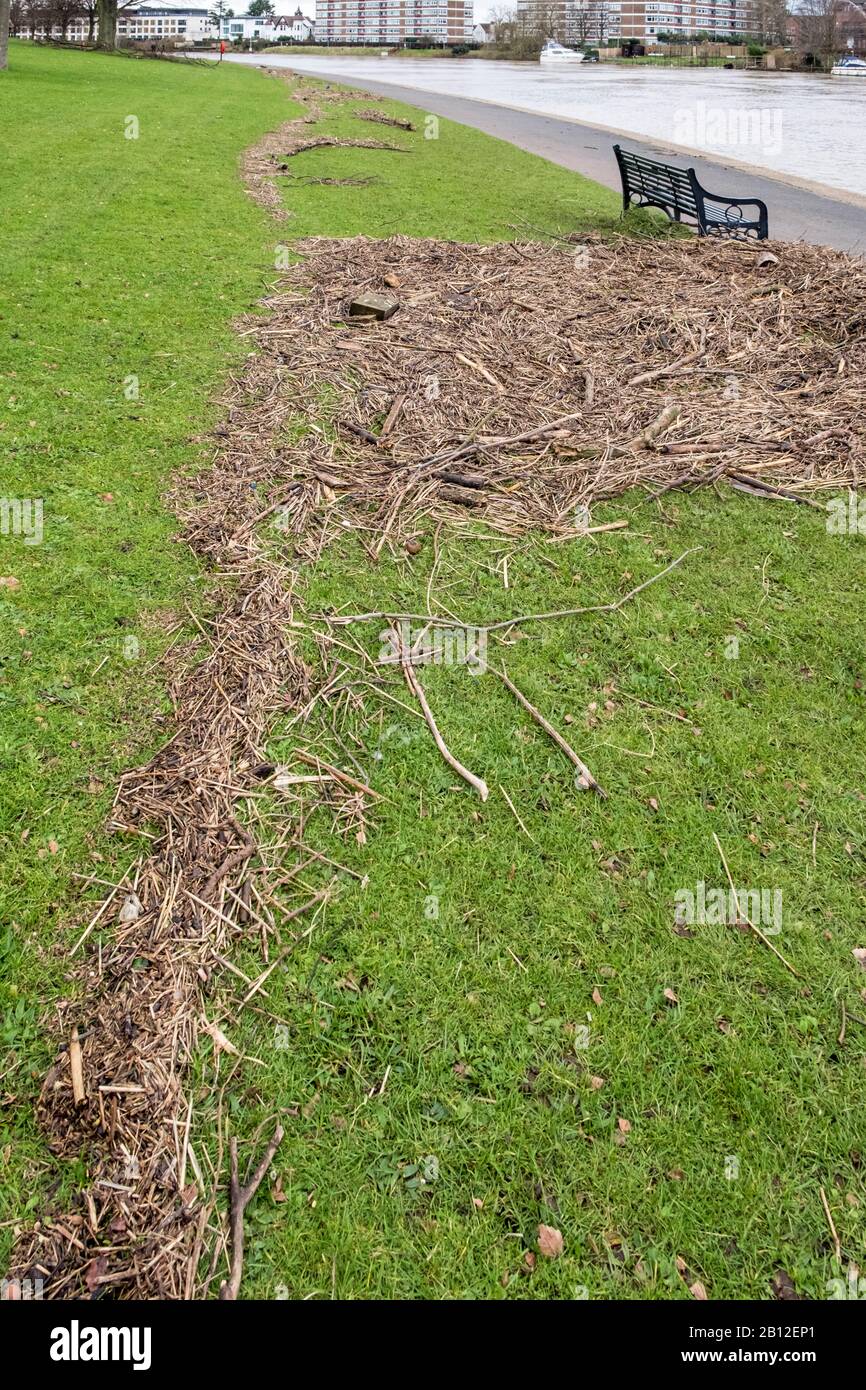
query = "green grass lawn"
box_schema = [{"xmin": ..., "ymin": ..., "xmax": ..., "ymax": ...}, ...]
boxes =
[
  {"xmin": 219, "ymin": 500, "xmax": 866, "ymax": 1300},
  {"xmin": 1, "ymin": 45, "xmax": 864, "ymax": 1301},
  {"xmin": 0, "ymin": 42, "xmax": 297, "ymax": 1244},
  {"xmin": 273, "ymin": 81, "xmax": 624, "ymax": 241},
  {"xmin": 0, "ymin": 43, "xmax": 637, "ymax": 1271}
]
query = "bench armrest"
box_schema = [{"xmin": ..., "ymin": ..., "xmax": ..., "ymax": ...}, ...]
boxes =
[{"xmin": 692, "ymin": 181, "xmax": 769, "ymax": 236}]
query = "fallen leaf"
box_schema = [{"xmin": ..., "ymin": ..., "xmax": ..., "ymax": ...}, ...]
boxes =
[
  {"xmin": 853, "ymin": 948, "xmax": 866, "ymax": 971},
  {"xmin": 537, "ymin": 1224, "xmax": 563, "ymax": 1259},
  {"xmin": 590, "ymin": 1075, "xmax": 605, "ymax": 1090},
  {"xmin": 591, "ymin": 987, "xmax": 603, "ymax": 1006},
  {"xmin": 84, "ymin": 1256, "xmax": 107, "ymax": 1292},
  {"xmin": 771, "ymin": 1268, "xmax": 804, "ymax": 1301},
  {"xmin": 118, "ymin": 892, "xmax": 143, "ymax": 924},
  {"xmin": 0, "ymin": 576, "xmax": 21, "ymax": 590},
  {"xmin": 617, "ymin": 1116, "xmax": 631, "ymax": 1134},
  {"xmin": 689, "ymin": 1280, "xmax": 708, "ymax": 1300},
  {"xmin": 663, "ymin": 988, "xmax": 679, "ymax": 1006}
]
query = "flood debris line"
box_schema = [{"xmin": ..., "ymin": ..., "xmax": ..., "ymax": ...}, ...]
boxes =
[
  {"xmin": 278, "ymin": 136, "xmax": 412, "ymax": 164},
  {"xmin": 237, "ymin": 233, "xmax": 864, "ymax": 552},
  {"xmin": 241, "ymin": 75, "xmax": 402, "ymax": 219},
  {"xmin": 354, "ymin": 107, "xmax": 416, "ymax": 132},
  {"xmin": 7, "ymin": 470, "xmax": 328, "ymax": 1296}
]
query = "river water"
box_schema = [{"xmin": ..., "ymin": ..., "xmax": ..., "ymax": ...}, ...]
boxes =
[{"xmin": 225, "ymin": 54, "xmax": 866, "ymax": 199}]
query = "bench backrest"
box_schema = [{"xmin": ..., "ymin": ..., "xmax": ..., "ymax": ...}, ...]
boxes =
[{"xmin": 614, "ymin": 145, "xmax": 699, "ymax": 218}]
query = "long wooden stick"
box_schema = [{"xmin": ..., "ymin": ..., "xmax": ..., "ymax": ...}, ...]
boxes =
[
  {"xmin": 495, "ymin": 667, "xmax": 606, "ymax": 798},
  {"xmin": 327, "ymin": 548, "xmax": 697, "ymax": 635},
  {"xmin": 396, "ymin": 630, "xmax": 489, "ymax": 802},
  {"xmin": 220, "ymin": 1125, "xmax": 285, "ymax": 1301},
  {"xmin": 294, "ymin": 749, "xmax": 384, "ymax": 801}
]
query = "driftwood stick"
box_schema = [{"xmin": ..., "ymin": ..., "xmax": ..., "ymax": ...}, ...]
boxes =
[
  {"xmin": 220, "ymin": 1125, "xmax": 285, "ymax": 1301},
  {"xmin": 294, "ymin": 749, "xmax": 384, "ymax": 801},
  {"xmin": 69, "ymin": 1027, "xmax": 86, "ymax": 1106},
  {"xmin": 328, "ymin": 549, "xmax": 697, "ymax": 635},
  {"xmin": 495, "ymin": 667, "xmax": 606, "ymax": 798},
  {"xmin": 395, "ymin": 629, "xmax": 489, "ymax": 802},
  {"xmin": 627, "ymin": 347, "xmax": 704, "ymax": 388},
  {"xmin": 415, "ymin": 412, "xmax": 584, "ymax": 470}
]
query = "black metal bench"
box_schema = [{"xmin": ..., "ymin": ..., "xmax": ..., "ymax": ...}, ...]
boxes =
[{"xmin": 614, "ymin": 144, "xmax": 768, "ymax": 241}]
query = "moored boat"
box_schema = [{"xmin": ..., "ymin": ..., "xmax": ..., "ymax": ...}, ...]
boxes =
[
  {"xmin": 539, "ymin": 39, "xmax": 584, "ymax": 64},
  {"xmin": 831, "ymin": 55, "xmax": 866, "ymax": 75}
]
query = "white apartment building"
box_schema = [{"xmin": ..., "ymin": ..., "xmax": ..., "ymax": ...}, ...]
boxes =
[
  {"xmin": 18, "ymin": 7, "xmax": 314, "ymax": 47},
  {"xmin": 316, "ymin": 1, "xmax": 474, "ymax": 47},
  {"xmin": 516, "ymin": 0, "xmax": 754, "ymax": 42},
  {"xmin": 220, "ymin": 9, "xmax": 316, "ymax": 42},
  {"xmin": 625, "ymin": 0, "xmax": 754, "ymax": 40},
  {"xmin": 516, "ymin": 1, "xmax": 619, "ymax": 42},
  {"xmin": 118, "ymin": 8, "xmax": 213, "ymax": 43},
  {"xmin": 21, "ymin": 7, "xmax": 214, "ymax": 44}
]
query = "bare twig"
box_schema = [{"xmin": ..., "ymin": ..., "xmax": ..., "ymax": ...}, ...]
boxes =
[
  {"xmin": 219, "ymin": 1125, "xmax": 285, "ymax": 1301},
  {"xmin": 396, "ymin": 628, "xmax": 488, "ymax": 801},
  {"xmin": 819, "ymin": 1185, "xmax": 842, "ymax": 1264},
  {"xmin": 495, "ymin": 667, "xmax": 606, "ymax": 797},
  {"xmin": 712, "ymin": 833, "xmax": 800, "ymax": 977},
  {"xmin": 327, "ymin": 549, "xmax": 698, "ymax": 635}
]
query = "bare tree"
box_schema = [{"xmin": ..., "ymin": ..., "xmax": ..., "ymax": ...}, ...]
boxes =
[
  {"xmin": 752, "ymin": 0, "xmax": 791, "ymax": 45},
  {"xmin": 797, "ymin": 0, "xmax": 843, "ymax": 62},
  {"xmin": 49, "ymin": 0, "xmax": 84, "ymax": 37},
  {"xmin": 23, "ymin": 0, "xmax": 44, "ymax": 36},
  {"xmin": 95, "ymin": 0, "xmax": 136, "ymax": 48},
  {"xmin": 0, "ymin": 0, "xmax": 9, "ymax": 70}
]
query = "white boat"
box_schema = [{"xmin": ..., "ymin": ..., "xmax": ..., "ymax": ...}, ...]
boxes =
[
  {"xmin": 539, "ymin": 39, "xmax": 584, "ymax": 65},
  {"xmin": 831, "ymin": 55, "xmax": 866, "ymax": 76}
]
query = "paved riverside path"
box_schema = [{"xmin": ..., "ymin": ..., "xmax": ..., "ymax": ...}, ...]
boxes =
[{"xmin": 279, "ymin": 66, "xmax": 866, "ymax": 255}]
